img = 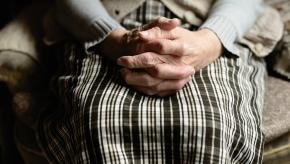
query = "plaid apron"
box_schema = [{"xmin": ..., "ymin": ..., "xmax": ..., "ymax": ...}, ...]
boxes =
[{"xmin": 37, "ymin": 0, "xmax": 266, "ymax": 163}]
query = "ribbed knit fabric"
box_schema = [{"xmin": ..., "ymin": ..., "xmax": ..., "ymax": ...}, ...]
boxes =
[
  {"xmin": 84, "ymin": 18, "xmax": 122, "ymax": 49},
  {"xmin": 55, "ymin": 0, "xmax": 122, "ymax": 42},
  {"xmin": 201, "ymin": 16, "xmax": 239, "ymax": 56},
  {"xmin": 56, "ymin": 0, "xmax": 264, "ymax": 57},
  {"xmin": 200, "ymin": 0, "xmax": 265, "ymax": 56},
  {"xmin": 205, "ymin": 0, "xmax": 264, "ymax": 38}
]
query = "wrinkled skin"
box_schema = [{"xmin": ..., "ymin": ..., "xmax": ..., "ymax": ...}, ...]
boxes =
[{"xmin": 99, "ymin": 17, "xmax": 223, "ymax": 97}]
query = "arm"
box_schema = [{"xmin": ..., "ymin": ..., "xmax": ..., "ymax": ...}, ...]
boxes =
[
  {"xmin": 54, "ymin": 0, "xmax": 122, "ymax": 43},
  {"xmin": 201, "ymin": 0, "xmax": 265, "ymax": 55},
  {"xmin": 54, "ymin": 1, "xmax": 182, "ymax": 60}
]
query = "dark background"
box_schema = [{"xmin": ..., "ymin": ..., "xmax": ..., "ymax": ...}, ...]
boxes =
[
  {"xmin": 0, "ymin": 1, "xmax": 32, "ymax": 163},
  {"xmin": 0, "ymin": 0, "xmax": 32, "ymax": 28}
]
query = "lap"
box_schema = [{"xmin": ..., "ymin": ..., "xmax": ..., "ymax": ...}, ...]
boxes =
[{"xmin": 37, "ymin": 43, "xmax": 266, "ymax": 163}]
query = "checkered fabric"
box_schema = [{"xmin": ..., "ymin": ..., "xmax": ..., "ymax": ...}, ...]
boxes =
[{"xmin": 37, "ymin": 0, "xmax": 266, "ymax": 163}]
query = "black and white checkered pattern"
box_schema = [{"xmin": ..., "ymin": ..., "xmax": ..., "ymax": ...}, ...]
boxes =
[{"xmin": 37, "ymin": 0, "xmax": 266, "ymax": 163}]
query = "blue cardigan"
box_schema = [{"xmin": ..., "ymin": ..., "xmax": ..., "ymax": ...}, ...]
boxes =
[{"xmin": 54, "ymin": 0, "xmax": 265, "ymax": 56}]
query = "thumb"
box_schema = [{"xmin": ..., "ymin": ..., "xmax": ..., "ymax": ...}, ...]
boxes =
[
  {"xmin": 142, "ymin": 17, "xmax": 180, "ymax": 31},
  {"xmin": 138, "ymin": 17, "xmax": 180, "ymax": 41},
  {"xmin": 139, "ymin": 26, "xmax": 176, "ymax": 41}
]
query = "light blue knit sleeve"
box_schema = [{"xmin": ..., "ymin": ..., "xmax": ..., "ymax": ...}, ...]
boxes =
[
  {"xmin": 55, "ymin": 0, "xmax": 122, "ymax": 44},
  {"xmin": 200, "ymin": 0, "xmax": 265, "ymax": 56}
]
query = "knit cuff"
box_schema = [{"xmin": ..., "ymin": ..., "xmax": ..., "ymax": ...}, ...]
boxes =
[
  {"xmin": 85, "ymin": 17, "xmax": 123, "ymax": 51},
  {"xmin": 200, "ymin": 15, "xmax": 240, "ymax": 57}
]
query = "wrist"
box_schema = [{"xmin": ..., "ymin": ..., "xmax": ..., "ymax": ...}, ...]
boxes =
[
  {"xmin": 198, "ymin": 28, "xmax": 223, "ymax": 56},
  {"xmin": 108, "ymin": 28, "xmax": 128, "ymax": 45},
  {"xmin": 99, "ymin": 28, "xmax": 128, "ymax": 59}
]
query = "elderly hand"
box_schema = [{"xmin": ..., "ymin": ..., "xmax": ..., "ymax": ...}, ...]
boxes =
[
  {"xmin": 117, "ymin": 18, "xmax": 223, "ymax": 96},
  {"xmin": 119, "ymin": 27, "xmax": 223, "ymax": 71},
  {"xmin": 98, "ymin": 17, "xmax": 181, "ymax": 60}
]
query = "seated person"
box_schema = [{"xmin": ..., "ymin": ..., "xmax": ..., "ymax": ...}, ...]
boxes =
[{"xmin": 34, "ymin": 0, "xmax": 268, "ymax": 163}]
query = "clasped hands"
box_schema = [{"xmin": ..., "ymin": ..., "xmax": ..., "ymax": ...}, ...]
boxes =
[{"xmin": 99, "ymin": 17, "xmax": 223, "ymax": 97}]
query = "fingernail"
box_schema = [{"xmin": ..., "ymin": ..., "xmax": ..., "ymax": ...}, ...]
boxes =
[
  {"xmin": 172, "ymin": 18, "xmax": 179, "ymax": 21},
  {"xmin": 164, "ymin": 18, "xmax": 171, "ymax": 23},
  {"xmin": 172, "ymin": 18, "xmax": 181, "ymax": 24}
]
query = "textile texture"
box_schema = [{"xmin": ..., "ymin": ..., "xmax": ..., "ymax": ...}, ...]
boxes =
[
  {"xmin": 266, "ymin": 0, "xmax": 290, "ymax": 80},
  {"xmin": 263, "ymin": 130, "xmax": 290, "ymax": 163},
  {"xmin": 262, "ymin": 76, "xmax": 290, "ymax": 142},
  {"xmin": 37, "ymin": 0, "xmax": 267, "ymax": 163}
]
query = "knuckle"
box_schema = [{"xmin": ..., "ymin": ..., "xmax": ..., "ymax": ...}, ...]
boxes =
[
  {"xmin": 160, "ymin": 43, "xmax": 166, "ymax": 54},
  {"xmin": 159, "ymin": 29, "xmax": 164, "ymax": 37},
  {"xmin": 176, "ymin": 43, "xmax": 188, "ymax": 56},
  {"xmin": 180, "ymin": 44, "xmax": 187, "ymax": 55},
  {"xmin": 150, "ymin": 65, "xmax": 161, "ymax": 77},
  {"xmin": 157, "ymin": 17, "xmax": 164, "ymax": 23},
  {"xmin": 120, "ymin": 57, "xmax": 130, "ymax": 66},
  {"xmin": 125, "ymin": 58, "xmax": 136, "ymax": 68},
  {"xmin": 168, "ymin": 31, "xmax": 174, "ymax": 38},
  {"xmin": 176, "ymin": 72, "xmax": 187, "ymax": 79},
  {"xmin": 141, "ymin": 53, "xmax": 155, "ymax": 66},
  {"xmin": 155, "ymin": 16, "xmax": 161, "ymax": 21},
  {"xmin": 174, "ymin": 80, "xmax": 186, "ymax": 90},
  {"xmin": 155, "ymin": 42, "xmax": 165, "ymax": 53},
  {"xmin": 142, "ymin": 76, "xmax": 155, "ymax": 87},
  {"xmin": 143, "ymin": 76, "xmax": 152, "ymax": 87},
  {"xmin": 152, "ymin": 27, "xmax": 161, "ymax": 35},
  {"xmin": 150, "ymin": 85, "xmax": 160, "ymax": 93},
  {"xmin": 178, "ymin": 67, "xmax": 193, "ymax": 78}
]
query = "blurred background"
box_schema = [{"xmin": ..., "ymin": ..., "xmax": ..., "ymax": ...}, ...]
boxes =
[
  {"xmin": 0, "ymin": 0, "xmax": 32, "ymax": 28},
  {"xmin": 1, "ymin": 1, "xmax": 32, "ymax": 163}
]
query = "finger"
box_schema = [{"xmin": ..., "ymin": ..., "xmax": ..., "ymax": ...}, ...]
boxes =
[
  {"xmin": 141, "ymin": 17, "xmax": 181, "ymax": 31},
  {"xmin": 146, "ymin": 63, "xmax": 195, "ymax": 79},
  {"xmin": 134, "ymin": 86, "xmax": 176, "ymax": 97},
  {"xmin": 117, "ymin": 52, "xmax": 163, "ymax": 69},
  {"xmin": 157, "ymin": 91, "xmax": 177, "ymax": 97},
  {"xmin": 154, "ymin": 77, "xmax": 191, "ymax": 92},
  {"xmin": 120, "ymin": 68, "xmax": 162, "ymax": 87},
  {"xmin": 133, "ymin": 77, "xmax": 190, "ymax": 95},
  {"xmin": 133, "ymin": 86, "xmax": 158, "ymax": 96},
  {"xmin": 139, "ymin": 27, "xmax": 176, "ymax": 41},
  {"xmin": 144, "ymin": 39, "xmax": 188, "ymax": 56}
]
